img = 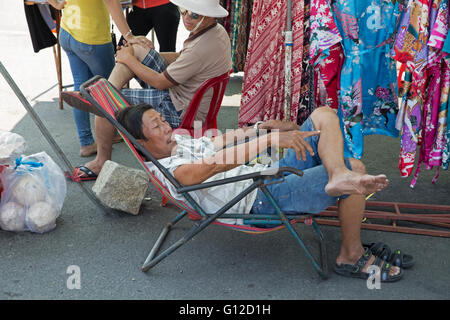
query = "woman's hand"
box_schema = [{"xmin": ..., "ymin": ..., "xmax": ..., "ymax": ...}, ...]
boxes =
[
  {"xmin": 114, "ymin": 44, "xmax": 135, "ymax": 65},
  {"xmin": 47, "ymin": 0, "xmax": 66, "ymax": 10}
]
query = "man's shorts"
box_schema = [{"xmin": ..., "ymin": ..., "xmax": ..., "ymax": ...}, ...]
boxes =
[
  {"xmin": 121, "ymin": 49, "xmax": 181, "ymax": 128},
  {"xmin": 250, "ymin": 117, "xmax": 352, "ymax": 215}
]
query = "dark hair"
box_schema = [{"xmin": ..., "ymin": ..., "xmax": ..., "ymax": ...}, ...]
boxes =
[{"xmin": 116, "ymin": 103, "xmax": 154, "ymax": 141}]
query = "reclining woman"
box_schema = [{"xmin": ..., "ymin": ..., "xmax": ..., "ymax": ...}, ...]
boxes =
[
  {"xmin": 62, "ymin": 0, "xmax": 232, "ymax": 180},
  {"xmin": 115, "ymin": 103, "xmax": 408, "ymax": 282}
]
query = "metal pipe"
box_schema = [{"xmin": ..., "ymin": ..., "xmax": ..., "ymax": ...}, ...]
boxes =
[{"xmin": 283, "ymin": 0, "xmax": 293, "ymax": 122}]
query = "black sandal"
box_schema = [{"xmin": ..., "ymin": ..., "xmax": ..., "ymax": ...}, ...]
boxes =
[
  {"xmin": 363, "ymin": 242, "xmax": 414, "ymax": 269},
  {"xmin": 334, "ymin": 248, "xmax": 404, "ymax": 282}
]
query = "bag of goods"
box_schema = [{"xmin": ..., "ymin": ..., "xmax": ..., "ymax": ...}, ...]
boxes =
[
  {"xmin": 0, "ymin": 152, "xmax": 67, "ymax": 233},
  {"xmin": 0, "ymin": 131, "xmax": 27, "ymax": 198}
]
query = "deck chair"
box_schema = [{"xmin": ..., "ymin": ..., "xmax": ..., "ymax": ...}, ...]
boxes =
[{"xmin": 79, "ymin": 76, "xmax": 329, "ymax": 280}]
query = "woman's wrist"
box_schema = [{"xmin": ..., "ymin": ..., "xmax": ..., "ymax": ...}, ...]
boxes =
[{"xmin": 124, "ymin": 30, "xmax": 133, "ymax": 41}]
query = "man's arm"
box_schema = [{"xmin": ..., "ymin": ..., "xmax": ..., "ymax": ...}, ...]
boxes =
[
  {"xmin": 210, "ymin": 126, "xmax": 258, "ymax": 151},
  {"xmin": 174, "ymin": 133, "xmax": 271, "ymax": 186},
  {"xmin": 210, "ymin": 119, "xmax": 301, "ymax": 151},
  {"xmin": 160, "ymin": 52, "xmax": 181, "ymax": 65},
  {"xmin": 174, "ymin": 129, "xmax": 319, "ymax": 186}
]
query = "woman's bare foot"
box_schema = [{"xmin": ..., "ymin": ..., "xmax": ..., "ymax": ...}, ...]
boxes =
[
  {"xmin": 80, "ymin": 143, "xmax": 97, "ymax": 157},
  {"xmin": 77, "ymin": 158, "xmax": 105, "ymax": 178},
  {"xmin": 325, "ymin": 171, "xmax": 389, "ymax": 196}
]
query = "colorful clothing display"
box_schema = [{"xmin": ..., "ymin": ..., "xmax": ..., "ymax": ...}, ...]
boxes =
[
  {"xmin": 309, "ymin": 0, "xmax": 343, "ymax": 112},
  {"xmin": 219, "ymin": 0, "xmax": 253, "ymax": 72},
  {"xmin": 392, "ymin": 0, "xmax": 450, "ymax": 186},
  {"xmin": 331, "ymin": 0, "xmax": 402, "ymax": 159},
  {"xmin": 235, "ymin": 0, "xmax": 449, "ymax": 186},
  {"xmin": 238, "ymin": 0, "xmax": 305, "ymax": 126},
  {"xmin": 392, "ymin": 0, "xmax": 430, "ymax": 178},
  {"xmin": 297, "ymin": 0, "xmax": 313, "ymax": 126}
]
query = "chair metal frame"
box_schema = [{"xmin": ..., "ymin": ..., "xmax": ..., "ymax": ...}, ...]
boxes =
[{"xmin": 80, "ymin": 76, "xmax": 329, "ymax": 280}]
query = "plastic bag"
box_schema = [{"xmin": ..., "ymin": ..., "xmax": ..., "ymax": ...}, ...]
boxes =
[
  {"xmin": 0, "ymin": 131, "xmax": 27, "ymax": 165},
  {"xmin": 0, "ymin": 151, "xmax": 67, "ymax": 233}
]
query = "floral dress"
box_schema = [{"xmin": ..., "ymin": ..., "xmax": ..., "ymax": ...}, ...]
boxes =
[
  {"xmin": 330, "ymin": 0, "xmax": 402, "ymax": 159},
  {"xmin": 392, "ymin": 0, "xmax": 449, "ymax": 185},
  {"xmin": 392, "ymin": 0, "xmax": 430, "ymax": 178},
  {"xmin": 309, "ymin": 0, "xmax": 345, "ymax": 112},
  {"xmin": 439, "ymin": 2, "xmax": 450, "ymax": 171},
  {"xmin": 418, "ymin": 0, "xmax": 449, "ymax": 183}
]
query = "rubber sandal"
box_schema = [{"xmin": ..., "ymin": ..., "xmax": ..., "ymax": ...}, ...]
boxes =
[
  {"xmin": 65, "ymin": 166, "xmax": 98, "ymax": 182},
  {"xmin": 334, "ymin": 248, "xmax": 404, "ymax": 282},
  {"xmin": 61, "ymin": 91, "xmax": 105, "ymax": 117},
  {"xmin": 363, "ymin": 242, "xmax": 414, "ymax": 269}
]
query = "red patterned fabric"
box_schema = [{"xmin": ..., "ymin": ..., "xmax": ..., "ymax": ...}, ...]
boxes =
[{"xmin": 238, "ymin": 0, "xmax": 305, "ymax": 127}]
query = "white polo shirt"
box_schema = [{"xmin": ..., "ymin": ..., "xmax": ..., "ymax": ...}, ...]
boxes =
[{"xmin": 145, "ymin": 134, "xmax": 268, "ymax": 225}]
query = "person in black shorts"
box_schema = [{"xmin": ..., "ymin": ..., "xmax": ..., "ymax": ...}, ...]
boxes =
[{"xmin": 119, "ymin": 1, "xmax": 180, "ymax": 52}]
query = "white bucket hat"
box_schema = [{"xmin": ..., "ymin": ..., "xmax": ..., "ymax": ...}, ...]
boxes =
[{"xmin": 170, "ymin": 0, "xmax": 228, "ymax": 18}]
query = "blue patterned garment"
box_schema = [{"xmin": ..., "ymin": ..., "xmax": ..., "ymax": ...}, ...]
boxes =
[
  {"xmin": 444, "ymin": 29, "xmax": 450, "ymax": 54},
  {"xmin": 330, "ymin": 0, "xmax": 401, "ymax": 159}
]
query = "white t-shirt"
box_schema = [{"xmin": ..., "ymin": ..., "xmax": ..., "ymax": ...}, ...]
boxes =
[{"xmin": 145, "ymin": 134, "xmax": 268, "ymax": 225}]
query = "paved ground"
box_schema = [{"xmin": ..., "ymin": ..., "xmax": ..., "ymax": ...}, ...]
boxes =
[{"xmin": 0, "ymin": 1, "xmax": 449, "ymax": 301}]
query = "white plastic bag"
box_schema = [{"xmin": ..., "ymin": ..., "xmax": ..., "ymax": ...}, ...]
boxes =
[
  {"xmin": 0, "ymin": 152, "xmax": 66, "ymax": 233},
  {"xmin": 0, "ymin": 131, "xmax": 27, "ymax": 165}
]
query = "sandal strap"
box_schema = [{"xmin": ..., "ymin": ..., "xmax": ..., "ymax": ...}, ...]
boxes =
[
  {"xmin": 390, "ymin": 249, "xmax": 404, "ymax": 266},
  {"xmin": 371, "ymin": 256, "xmax": 394, "ymax": 280},
  {"xmin": 369, "ymin": 242, "xmax": 392, "ymax": 261},
  {"xmin": 351, "ymin": 248, "xmax": 372, "ymax": 273}
]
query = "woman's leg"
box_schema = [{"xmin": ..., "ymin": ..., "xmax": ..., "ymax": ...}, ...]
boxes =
[
  {"xmin": 59, "ymin": 28, "xmax": 96, "ymax": 149},
  {"xmin": 118, "ymin": 6, "xmax": 154, "ymax": 46},
  {"xmin": 152, "ymin": 3, "xmax": 180, "ymax": 52}
]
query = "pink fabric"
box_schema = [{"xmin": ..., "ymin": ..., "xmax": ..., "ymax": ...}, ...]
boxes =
[{"xmin": 238, "ymin": 0, "xmax": 305, "ymax": 127}]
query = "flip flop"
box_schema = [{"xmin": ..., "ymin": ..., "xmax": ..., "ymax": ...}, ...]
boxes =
[
  {"xmin": 65, "ymin": 166, "xmax": 98, "ymax": 182},
  {"xmin": 61, "ymin": 91, "xmax": 105, "ymax": 117},
  {"xmin": 363, "ymin": 242, "xmax": 415, "ymax": 269}
]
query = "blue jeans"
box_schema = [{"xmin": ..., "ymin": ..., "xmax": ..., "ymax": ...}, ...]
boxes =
[
  {"xmin": 59, "ymin": 28, "xmax": 115, "ymax": 147},
  {"xmin": 251, "ymin": 117, "xmax": 352, "ymax": 215}
]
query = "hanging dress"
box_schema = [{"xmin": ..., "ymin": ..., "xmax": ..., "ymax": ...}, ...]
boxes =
[
  {"xmin": 392, "ymin": 0, "xmax": 433, "ymax": 178},
  {"xmin": 309, "ymin": 0, "xmax": 344, "ymax": 113},
  {"xmin": 409, "ymin": 0, "xmax": 449, "ymax": 186},
  {"xmin": 330, "ymin": 0, "xmax": 401, "ymax": 159},
  {"xmin": 297, "ymin": 0, "xmax": 314, "ymax": 126},
  {"xmin": 443, "ymin": 27, "xmax": 450, "ymax": 170},
  {"xmin": 239, "ymin": 0, "xmax": 305, "ymax": 126}
]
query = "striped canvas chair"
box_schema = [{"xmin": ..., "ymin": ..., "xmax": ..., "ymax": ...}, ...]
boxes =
[{"xmin": 79, "ymin": 76, "xmax": 329, "ymax": 279}]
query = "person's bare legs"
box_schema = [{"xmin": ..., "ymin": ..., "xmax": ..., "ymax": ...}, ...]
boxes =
[
  {"xmin": 309, "ymin": 107, "xmax": 389, "ymax": 197},
  {"xmin": 80, "ymin": 45, "xmax": 151, "ymax": 176},
  {"xmin": 335, "ymin": 159, "xmax": 400, "ymax": 276}
]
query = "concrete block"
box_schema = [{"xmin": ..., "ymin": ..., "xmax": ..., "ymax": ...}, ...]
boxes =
[{"xmin": 92, "ymin": 160, "xmax": 149, "ymax": 215}]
